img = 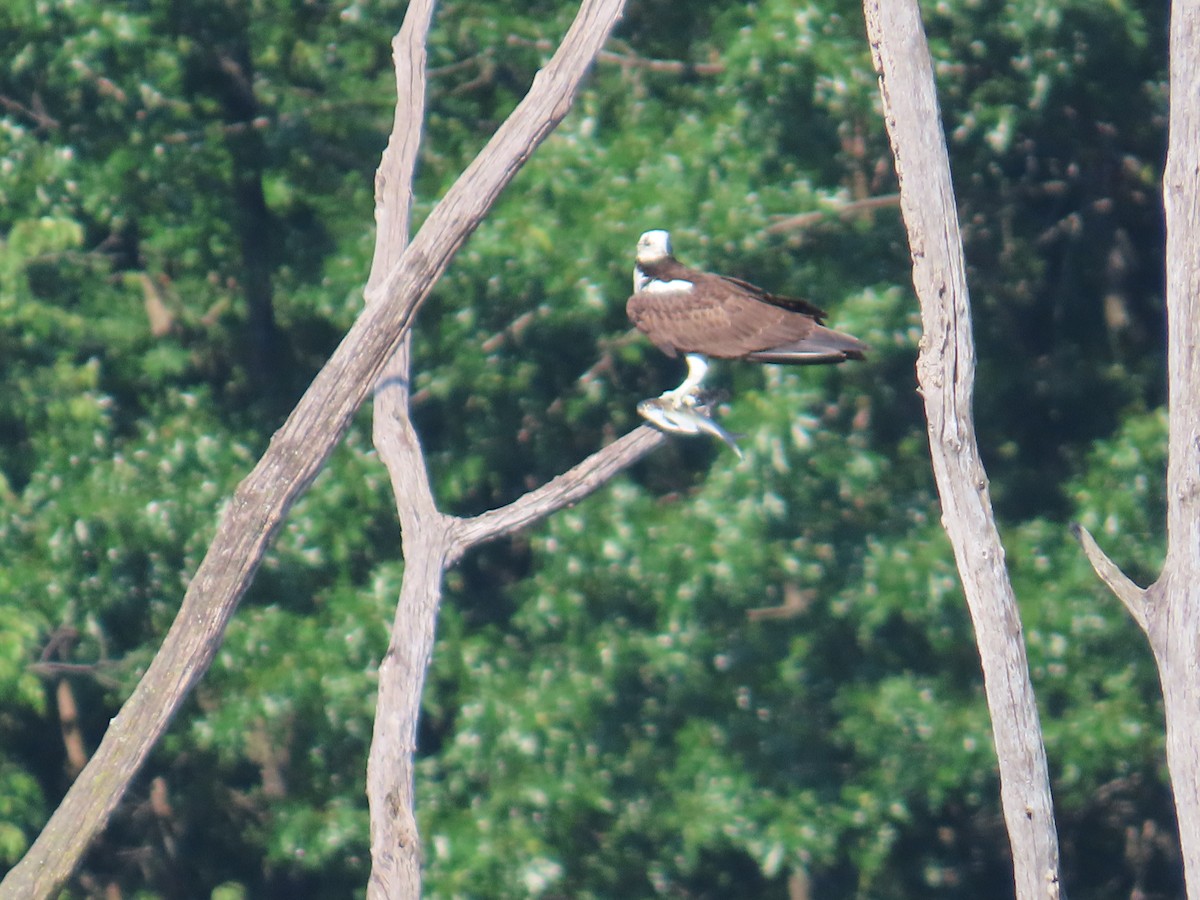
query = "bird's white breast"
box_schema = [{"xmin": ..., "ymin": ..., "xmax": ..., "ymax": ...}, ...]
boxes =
[{"xmin": 639, "ymin": 277, "xmax": 694, "ymax": 294}]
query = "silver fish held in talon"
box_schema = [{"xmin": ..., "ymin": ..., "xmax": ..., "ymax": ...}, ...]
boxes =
[{"xmin": 637, "ymin": 396, "xmax": 744, "ymax": 459}]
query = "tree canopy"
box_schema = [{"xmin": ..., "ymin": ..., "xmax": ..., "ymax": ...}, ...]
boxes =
[{"xmin": 0, "ymin": 0, "xmax": 1180, "ymax": 896}]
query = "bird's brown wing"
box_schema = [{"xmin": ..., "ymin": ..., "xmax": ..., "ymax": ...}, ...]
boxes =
[
  {"xmin": 717, "ymin": 274, "xmax": 829, "ymax": 321},
  {"xmin": 628, "ymin": 273, "xmax": 830, "ymax": 360}
]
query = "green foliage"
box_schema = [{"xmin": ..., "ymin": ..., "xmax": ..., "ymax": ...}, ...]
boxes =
[{"xmin": 0, "ymin": 0, "xmax": 1182, "ymax": 897}]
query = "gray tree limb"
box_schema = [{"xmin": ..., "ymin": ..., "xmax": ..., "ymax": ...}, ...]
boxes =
[
  {"xmin": 1076, "ymin": 2, "xmax": 1200, "ymax": 893},
  {"xmin": 450, "ymin": 425, "xmax": 665, "ymax": 552},
  {"xmin": 365, "ymin": 2, "xmax": 442, "ymax": 896},
  {"xmin": 862, "ymin": 2, "xmax": 1063, "ymax": 896},
  {"xmin": 1069, "ymin": 524, "xmax": 1148, "ymax": 632},
  {"xmin": 0, "ymin": 0, "xmax": 632, "ymax": 896},
  {"xmin": 1154, "ymin": 4, "xmax": 1200, "ymax": 887},
  {"xmin": 362, "ymin": 0, "xmax": 647, "ymax": 896}
]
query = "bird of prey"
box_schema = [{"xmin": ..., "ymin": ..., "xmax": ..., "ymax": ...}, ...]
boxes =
[{"xmin": 627, "ymin": 229, "xmax": 866, "ymax": 409}]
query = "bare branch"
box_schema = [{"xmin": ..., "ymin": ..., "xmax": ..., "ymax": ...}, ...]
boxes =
[
  {"xmin": 0, "ymin": 0, "xmax": 630, "ymax": 895},
  {"xmin": 764, "ymin": 193, "xmax": 901, "ymax": 235},
  {"xmin": 507, "ymin": 35, "xmax": 724, "ymax": 75},
  {"xmin": 362, "ymin": 1, "xmax": 634, "ymax": 896},
  {"xmin": 364, "ymin": 1, "xmax": 442, "ymax": 894},
  {"xmin": 746, "ymin": 584, "xmax": 815, "ymax": 621},
  {"xmin": 480, "ymin": 308, "xmax": 543, "ymax": 352},
  {"xmin": 0, "ymin": 93, "xmax": 59, "ymax": 130},
  {"xmin": 1069, "ymin": 524, "xmax": 1148, "ymax": 632},
  {"xmin": 545, "ymin": 329, "xmax": 642, "ymax": 417},
  {"xmin": 54, "ymin": 679, "xmax": 89, "ymax": 779},
  {"xmin": 1144, "ymin": 1, "xmax": 1200, "ymax": 890},
  {"xmin": 1162, "ymin": 1, "xmax": 1200, "ymax": 567},
  {"xmin": 863, "ymin": 2, "xmax": 1063, "ymax": 896},
  {"xmin": 451, "ymin": 425, "xmax": 667, "ymax": 553},
  {"xmin": 1068, "ymin": 5, "xmax": 1200, "ymax": 891}
]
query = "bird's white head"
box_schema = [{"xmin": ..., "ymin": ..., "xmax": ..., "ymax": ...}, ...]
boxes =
[{"xmin": 635, "ymin": 229, "xmax": 673, "ymax": 265}]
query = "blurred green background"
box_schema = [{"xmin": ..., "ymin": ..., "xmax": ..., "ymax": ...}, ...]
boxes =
[{"xmin": 0, "ymin": 0, "xmax": 1179, "ymax": 896}]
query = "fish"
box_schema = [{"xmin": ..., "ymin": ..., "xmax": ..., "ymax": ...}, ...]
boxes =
[{"xmin": 637, "ymin": 396, "xmax": 744, "ymax": 459}]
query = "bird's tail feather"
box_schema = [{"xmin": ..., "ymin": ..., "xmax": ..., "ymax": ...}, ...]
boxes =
[{"xmin": 747, "ymin": 325, "xmax": 868, "ymax": 365}]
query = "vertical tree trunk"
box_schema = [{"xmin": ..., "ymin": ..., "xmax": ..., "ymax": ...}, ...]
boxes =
[
  {"xmin": 365, "ymin": 4, "xmax": 441, "ymax": 892},
  {"xmin": 862, "ymin": 2, "xmax": 1063, "ymax": 896},
  {"xmin": 1150, "ymin": 0, "xmax": 1200, "ymax": 889},
  {"xmin": 0, "ymin": 2, "xmax": 633, "ymax": 895},
  {"xmin": 362, "ymin": 1, "xmax": 632, "ymax": 895},
  {"xmin": 214, "ymin": 43, "xmax": 283, "ymax": 382},
  {"xmin": 366, "ymin": 507, "xmax": 454, "ymax": 899},
  {"xmin": 1077, "ymin": 3, "xmax": 1200, "ymax": 894}
]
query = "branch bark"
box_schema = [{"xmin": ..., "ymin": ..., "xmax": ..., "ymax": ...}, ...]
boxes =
[
  {"xmin": 763, "ymin": 193, "xmax": 901, "ymax": 235},
  {"xmin": 364, "ymin": 2, "xmax": 442, "ymax": 895},
  {"xmin": 1073, "ymin": 3, "xmax": 1200, "ymax": 892},
  {"xmin": 1069, "ymin": 523, "xmax": 1148, "ymax": 632},
  {"xmin": 362, "ymin": 0, "xmax": 648, "ymax": 896},
  {"xmin": 450, "ymin": 425, "xmax": 665, "ymax": 551},
  {"xmin": 1152, "ymin": 4, "xmax": 1200, "ymax": 889},
  {"xmin": 863, "ymin": 2, "xmax": 1063, "ymax": 897},
  {"xmin": 0, "ymin": 1, "xmax": 630, "ymax": 896}
]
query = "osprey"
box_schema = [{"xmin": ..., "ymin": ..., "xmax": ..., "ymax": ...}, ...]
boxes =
[{"xmin": 627, "ymin": 229, "xmax": 866, "ymax": 408}]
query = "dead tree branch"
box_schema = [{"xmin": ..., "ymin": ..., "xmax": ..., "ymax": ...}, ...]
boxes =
[
  {"xmin": 1075, "ymin": 1, "xmax": 1200, "ymax": 897},
  {"xmin": 863, "ymin": 2, "xmax": 1063, "ymax": 896},
  {"xmin": 1076, "ymin": 2, "xmax": 1200, "ymax": 892},
  {"xmin": 1069, "ymin": 523, "xmax": 1149, "ymax": 632},
  {"xmin": 450, "ymin": 425, "xmax": 665, "ymax": 551},
  {"xmin": 764, "ymin": 193, "xmax": 901, "ymax": 235},
  {"xmin": 0, "ymin": 1, "xmax": 630, "ymax": 896},
  {"xmin": 364, "ymin": 2, "xmax": 441, "ymax": 894},
  {"xmin": 363, "ymin": 0, "xmax": 639, "ymax": 896},
  {"xmin": 507, "ymin": 35, "xmax": 724, "ymax": 75},
  {"xmin": 1152, "ymin": 5, "xmax": 1200, "ymax": 884}
]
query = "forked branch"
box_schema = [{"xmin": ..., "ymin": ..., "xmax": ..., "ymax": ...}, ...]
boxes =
[
  {"xmin": 363, "ymin": 0, "xmax": 639, "ymax": 896},
  {"xmin": 0, "ymin": 0, "xmax": 631, "ymax": 896}
]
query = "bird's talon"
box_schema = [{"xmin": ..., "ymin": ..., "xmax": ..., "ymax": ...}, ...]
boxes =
[{"xmin": 658, "ymin": 390, "xmax": 701, "ymax": 410}]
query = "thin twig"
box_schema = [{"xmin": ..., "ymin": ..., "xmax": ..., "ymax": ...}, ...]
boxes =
[
  {"xmin": 545, "ymin": 330, "xmax": 641, "ymax": 417},
  {"xmin": 764, "ymin": 193, "xmax": 901, "ymax": 234},
  {"xmin": 0, "ymin": 93, "xmax": 59, "ymax": 129},
  {"xmin": 507, "ymin": 35, "xmax": 724, "ymax": 75}
]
